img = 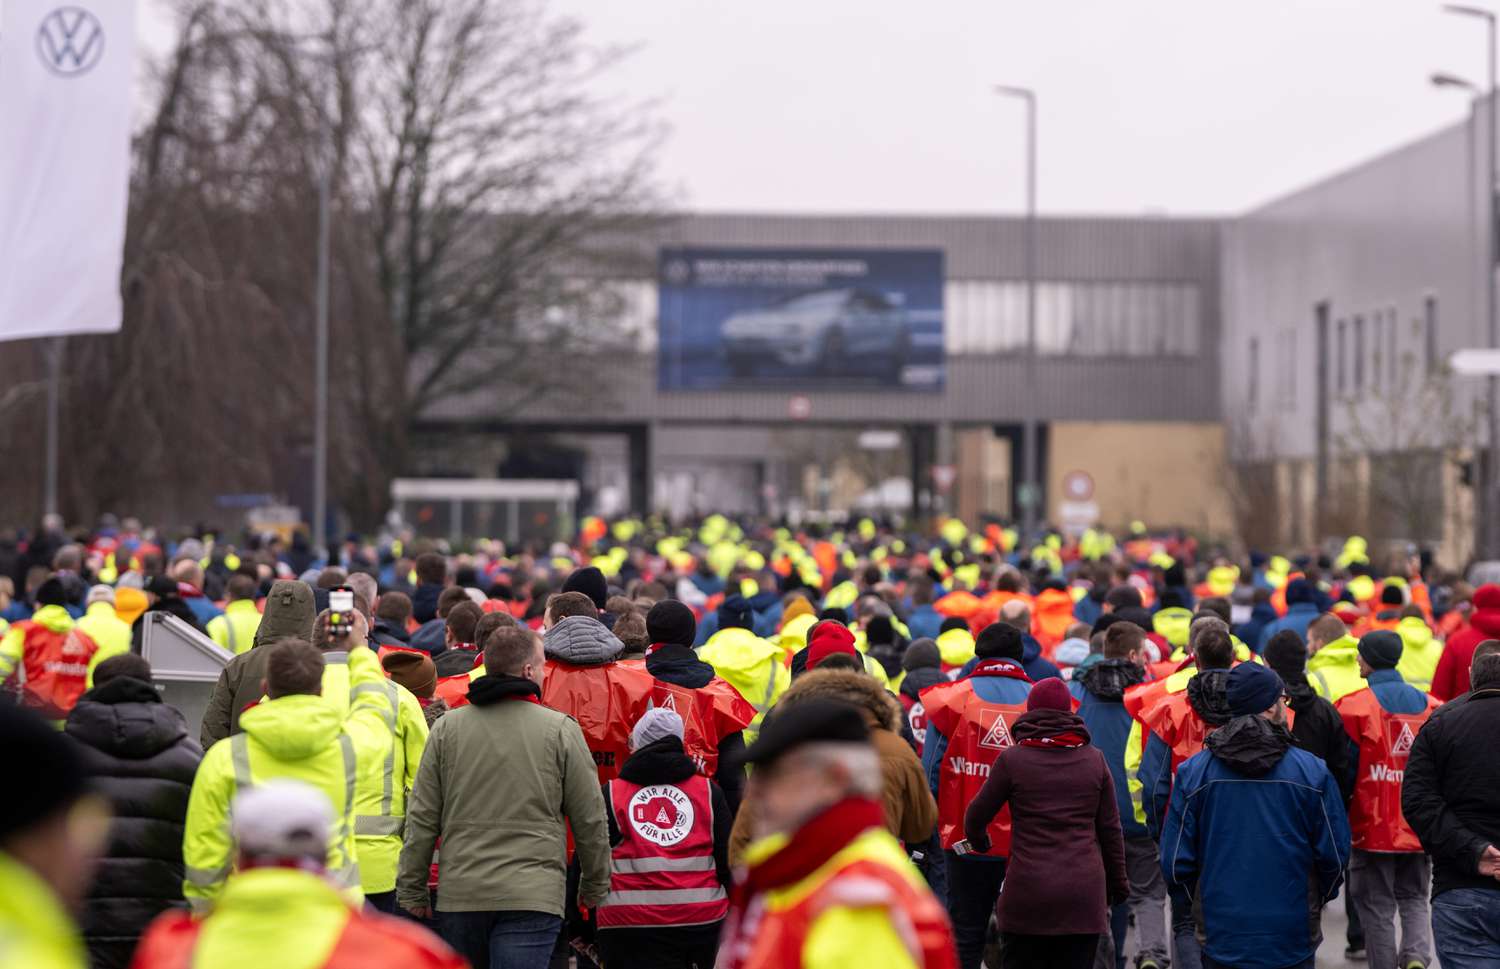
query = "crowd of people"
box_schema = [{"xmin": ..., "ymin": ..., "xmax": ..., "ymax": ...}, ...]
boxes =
[{"xmin": 2, "ymin": 512, "xmax": 1500, "ymax": 969}]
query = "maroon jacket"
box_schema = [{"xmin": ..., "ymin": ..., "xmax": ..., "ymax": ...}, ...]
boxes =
[{"xmin": 962, "ymin": 708, "xmax": 1128, "ymax": 935}]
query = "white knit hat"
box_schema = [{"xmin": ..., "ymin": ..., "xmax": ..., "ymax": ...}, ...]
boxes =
[
  {"xmin": 631, "ymin": 707, "xmax": 685, "ymax": 751},
  {"xmin": 231, "ymin": 780, "xmax": 333, "ymax": 861}
]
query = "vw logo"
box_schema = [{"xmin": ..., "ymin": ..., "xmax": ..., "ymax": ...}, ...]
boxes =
[
  {"xmin": 36, "ymin": 7, "xmax": 105, "ymax": 77},
  {"xmin": 664, "ymin": 259, "xmax": 691, "ymax": 285}
]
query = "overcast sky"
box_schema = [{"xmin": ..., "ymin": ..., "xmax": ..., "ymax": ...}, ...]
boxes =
[{"xmin": 137, "ymin": 0, "xmax": 1493, "ymax": 216}]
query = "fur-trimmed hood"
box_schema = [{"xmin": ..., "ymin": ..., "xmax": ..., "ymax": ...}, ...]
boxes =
[{"xmin": 778, "ymin": 667, "xmax": 902, "ymax": 732}]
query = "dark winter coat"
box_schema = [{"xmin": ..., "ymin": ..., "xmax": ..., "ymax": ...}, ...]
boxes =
[
  {"xmin": 65, "ymin": 677, "xmax": 203, "ymax": 969},
  {"xmin": 646, "ymin": 644, "xmax": 746, "ymax": 810},
  {"xmin": 1402, "ymin": 685, "xmax": 1500, "ymax": 899},
  {"xmin": 1019, "ymin": 633, "xmax": 1063, "ymax": 682},
  {"xmin": 434, "ymin": 647, "xmax": 482, "ymax": 678},
  {"xmin": 1284, "ymin": 679, "xmax": 1357, "ymax": 803},
  {"xmin": 963, "ymin": 708, "xmax": 1128, "ymax": 935},
  {"xmin": 370, "ymin": 618, "xmax": 410, "ymax": 650}
]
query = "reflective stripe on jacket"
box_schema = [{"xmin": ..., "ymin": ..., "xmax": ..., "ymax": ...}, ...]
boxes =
[{"xmin": 598, "ymin": 774, "xmax": 727, "ymax": 928}]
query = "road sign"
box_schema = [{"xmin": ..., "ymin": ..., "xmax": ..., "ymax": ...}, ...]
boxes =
[
  {"xmin": 858, "ymin": 429, "xmax": 902, "ymax": 451},
  {"xmin": 788, "ymin": 395, "xmax": 812, "ymax": 420},
  {"xmin": 1062, "ymin": 470, "xmax": 1095, "ymax": 502},
  {"xmin": 932, "ymin": 464, "xmax": 957, "ymax": 493},
  {"xmin": 1450, "ymin": 348, "xmax": 1500, "ymax": 376}
]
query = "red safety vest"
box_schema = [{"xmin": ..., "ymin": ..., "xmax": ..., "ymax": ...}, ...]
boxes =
[
  {"xmin": 1337, "ymin": 688, "xmax": 1441, "ymax": 853},
  {"xmin": 920, "ymin": 659, "xmax": 1032, "ymax": 856},
  {"xmin": 14, "ymin": 621, "xmax": 99, "ymax": 719},
  {"xmin": 597, "ymin": 775, "xmax": 727, "ymax": 929},
  {"xmin": 721, "ymin": 852, "xmax": 957, "ymax": 969}
]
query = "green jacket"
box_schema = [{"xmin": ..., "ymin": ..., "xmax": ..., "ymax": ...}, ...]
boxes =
[
  {"xmin": 396, "ymin": 685, "xmax": 610, "ymax": 916},
  {"xmin": 200, "ymin": 581, "xmax": 316, "ymax": 746}
]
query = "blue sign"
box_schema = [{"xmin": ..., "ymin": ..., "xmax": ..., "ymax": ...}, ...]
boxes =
[{"xmin": 657, "ymin": 248, "xmax": 944, "ymax": 391}]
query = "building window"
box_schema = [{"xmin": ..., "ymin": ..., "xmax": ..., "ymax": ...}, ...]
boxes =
[
  {"xmin": 1248, "ymin": 337, "xmax": 1259, "ymax": 412},
  {"xmin": 1354, "ymin": 315, "xmax": 1365, "ymax": 391},
  {"xmin": 1337, "ymin": 319, "xmax": 1346, "ymax": 393},
  {"xmin": 1425, "ymin": 295, "xmax": 1438, "ymax": 375},
  {"xmin": 1388, "ymin": 306, "xmax": 1398, "ymax": 386},
  {"xmin": 1373, "ymin": 312, "xmax": 1383, "ymax": 392},
  {"xmin": 944, "ymin": 280, "xmax": 1201, "ymax": 356}
]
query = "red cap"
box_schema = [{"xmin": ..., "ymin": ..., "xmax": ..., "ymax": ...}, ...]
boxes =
[
  {"xmin": 807, "ymin": 622, "xmax": 858, "ymax": 669},
  {"xmin": 1026, "ymin": 677, "xmax": 1073, "ymax": 712}
]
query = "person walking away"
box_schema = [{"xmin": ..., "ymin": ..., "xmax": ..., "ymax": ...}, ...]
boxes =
[
  {"xmin": 0, "ymin": 703, "xmax": 107, "ymax": 969},
  {"xmin": 1401, "ymin": 650, "xmax": 1500, "ymax": 967},
  {"xmin": 200, "ymin": 578, "xmax": 316, "ymax": 745},
  {"xmin": 131, "ymin": 781, "xmax": 464, "ymax": 969},
  {"xmin": 595, "ymin": 709, "xmax": 732, "ymax": 969},
  {"xmin": 897, "ymin": 638, "xmax": 946, "ymax": 755},
  {"xmin": 433, "ymin": 601, "xmax": 484, "ymax": 676},
  {"xmin": 998, "ymin": 599, "xmax": 1063, "ymax": 681},
  {"xmin": 64, "ymin": 654, "xmax": 202, "ymax": 969},
  {"xmin": 919, "ymin": 622, "xmax": 1033, "ymax": 969},
  {"xmin": 1336, "ymin": 631, "xmax": 1439, "ymax": 969},
  {"xmin": 964, "ymin": 678, "xmax": 1128, "ymax": 969},
  {"xmin": 1394, "ymin": 605, "xmax": 1443, "ymax": 694},
  {"xmin": 0, "ymin": 576, "xmax": 104, "ymax": 721},
  {"xmin": 371, "ymin": 591, "xmax": 414, "ymax": 652},
  {"xmin": 1255, "ymin": 578, "xmax": 1323, "ymax": 652},
  {"xmin": 183, "ymin": 629, "xmax": 396, "ymax": 908},
  {"xmin": 717, "ymin": 699, "xmax": 957, "ymax": 969},
  {"xmin": 1162, "ymin": 663, "xmax": 1350, "ymax": 969},
  {"xmin": 696, "ymin": 594, "xmax": 789, "ymax": 744},
  {"xmin": 410, "ymin": 553, "xmax": 449, "ymax": 625},
  {"xmin": 1263, "ymin": 630, "xmax": 1356, "ymax": 802},
  {"xmin": 397, "ymin": 625, "xmax": 610, "ymax": 969},
  {"xmin": 76, "ymin": 586, "xmax": 132, "ymax": 669},
  {"xmin": 1431, "ymin": 582, "xmax": 1500, "ymax": 701},
  {"xmin": 1306, "ymin": 612, "xmax": 1365, "ymax": 702},
  {"xmin": 1075, "ymin": 621, "xmax": 1168, "ymax": 969},
  {"xmin": 206, "ymin": 575, "xmax": 262, "ymax": 655}
]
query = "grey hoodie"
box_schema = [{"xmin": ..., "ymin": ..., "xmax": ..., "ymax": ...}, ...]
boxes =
[
  {"xmin": 544, "ymin": 615, "xmax": 624, "ymax": 666},
  {"xmin": 200, "ymin": 579, "xmax": 317, "ymax": 746}
]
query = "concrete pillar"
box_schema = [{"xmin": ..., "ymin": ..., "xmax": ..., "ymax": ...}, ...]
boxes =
[{"xmin": 626, "ymin": 423, "xmax": 654, "ymax": 517}]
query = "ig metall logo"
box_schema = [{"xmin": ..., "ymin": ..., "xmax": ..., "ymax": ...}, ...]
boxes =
[{"xmin": 36, "ymin": 6, "xmax": 105, "ymax": 77}]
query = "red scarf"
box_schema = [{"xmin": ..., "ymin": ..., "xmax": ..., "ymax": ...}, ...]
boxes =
[
  {"xmin": 1019, "ymin": 731, "xmax": 1088, "ymax": 748},
  {"xmin": 719, "ymin": 797, "xmax": 885, "ymax": 969},
  {"xmin": 963, "ymin": 657, "xmax": 1033, "ymax": 683}
]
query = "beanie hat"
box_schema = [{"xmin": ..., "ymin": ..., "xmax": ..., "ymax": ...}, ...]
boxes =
[
  {"xmin": 975, "ymin": 622, "xmax": 1023, "ymax": 661},
  {"xmin": 561, "ymin": 567, "xmax": 609, "ymax": 611},
  {"xmin": 114, "ymin": 587, "xmax": 148, "ymax": 625},
  {"xmin": 231, "ymin": 780, "xmax": 332, "ymax": 862},
  {"xmin": 382, "ymin": 649, "xmax": 437, "ymax": 700},
  {"xmin": 743, "ymin": 699, "xmax": 870, "ymax": 768},
  {"xmin": 1284, "ymin": 578, "xmax": 1315, "ymax": 606},
  {"xmin": 1379, "ymin": 584, "xmax": 1406, "ymax": 607},
  {"xmin": 780, "ymin": 597, "xmax": 816, "ymax": 626},
  {"xmin": 718, "ymin": 595, "xmax": 755, "ymax": 631},
  {"xmin": 902, "ymin": 638, "xmax": 941, "ymax": 672},
  {"xmin": 865, "ymin": 616, "xmax": 896, "ymax": 645},
  {"xmin": 1263, "ymin": 629, "xmax": 1309, "ymax": 679},
  {"xmin": 34, "ymin": 577, "xmax": 69, "ymax": 607},
  {"xmin": 807, "ymin": 622, "xmax": 857, "ymax": 669},
  {"xmin": 646, "ymin": 600, "xmax": 697, "ymax": 647},
  {"xmin": 632, "ymin": 707, "xmax": 685, "ymax": 750},
  {"xmin": 86, "ymin": 584, "xmax": 115, "ymax": 606},
  {"xmin": 1026, "ymin": 677, "xmax": 1073, "ymax": 712},
  {"xmin": 1225, "ymin": 663, "xmax": 1285, "ymax": 717},
  {"xmin": 0, "ymin": 703, "xmax": 88, "ymax": 841},
  {"xmin": 1357, "ymin": 630, "xmax": 1404, "ymax": 671},
  {"xmin": 939, "ymin": 615, "xmax": 970, "ymax": 635}
]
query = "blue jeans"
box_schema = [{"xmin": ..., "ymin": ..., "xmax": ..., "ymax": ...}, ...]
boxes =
[
  {"xmin": 1169, "ymin": 881, "xmax": 1202, "ymax": 969},
  {"xmin": 438, "ymin": 910, "xmax": 562, "ymax": 969},
  {"xmin": 1432, "ymin": 887, "xmax": 1500, "ymax": 969}
]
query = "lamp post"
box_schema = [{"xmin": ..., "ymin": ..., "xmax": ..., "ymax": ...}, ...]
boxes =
[
  {"xmin": 995, "ymin": 85, "xmax": 1039, "ymax": 545},
  {"xmin": 1439, "ymin": 3, "xmax": 1499, "ymax": 558}
]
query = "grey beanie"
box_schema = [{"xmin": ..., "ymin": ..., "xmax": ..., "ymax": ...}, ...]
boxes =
[{"xmin": 631, "ymin": 707, "xmax": 685, "ymax": 750}]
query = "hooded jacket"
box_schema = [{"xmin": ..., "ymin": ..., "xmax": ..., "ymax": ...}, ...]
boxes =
[
  {"xmin": 1307, "ymin": 635, "xmax": 1365, "ymax": 702},
  {"xmin": 1163, "ymin": 716, "xmax": 1350, "ymax": 969},
  {"xmin": 604, "ymin": 735, "xmax": 733, "ymax": 891},
  {"xmin": 1256, "ymin": 601, "xmax": 1322, "ymax": 653},
  {"xmin": 199, "ymin": 580, "xmax": 316, "ymax": 746},
  {"xmin": 1019, "ymin": 633, "xmax": 1062, "ymax": 682},
  {"xmin": 1282, "ymin": 678, "xmax": 1357, "ymax": 803},
  {"xmin": 728, "ymin": 668, "xmax": 936, "ymax": 864},
  {"xmin": 1432, "ymin": 583, "xmax": 1500, "ymax": 699},
  {"xmin": 65, "ymin": 677, "xmax": 203, "ymax": 969},
  {"xmin": 646, "ymin": 644, "xmax": 748, "ymax": 810},
  {"xmin": 1075, "ymin": 659, "xmax": 1148, "ymax": 839},
  {"xmin": 544, "ymin": 615, "xmax": 625, "ymax": 666},
  {"xmin": 1393, "ymin": 617, "xmax": 1442, "ymax": 692}
]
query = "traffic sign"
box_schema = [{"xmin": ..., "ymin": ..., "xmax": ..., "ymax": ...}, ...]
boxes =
[
  {"xmin": 1062, "ymin": 470, "xmax": 1095, "ymax": 502},
  {"xmin": 788, "ymin": 395, "xmax": 812, "ymax": 420},
  {"xmin": 1450, "ymin": 348, "xmax": 1500, "ymax": 376},
  {"xmin": 932, "ymin": 464, "xmax": 958, "ymax": 493},
  {"xmin": 858, "ymin": 429, "xmax": 902, "ymax": 451}
]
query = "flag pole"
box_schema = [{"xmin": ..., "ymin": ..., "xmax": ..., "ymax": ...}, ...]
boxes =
[{"xmin": 43, "ymin": 336, "xmax": 62, "ymax": 517}]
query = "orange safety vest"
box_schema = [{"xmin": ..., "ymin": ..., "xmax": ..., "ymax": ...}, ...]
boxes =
[
  {"xmin": 130, "ymin": 897, "xmax": 464, "ymax": 969},
  {"xmin": 921, "ymin": 660, "xmax": 1032, "ymax": 856},
  {"xmin": 598, "ymin": 774, "xmax": 727, "ymax": 929},
  {"xmin": 1336, "ymin": 688, "xmax": 1441, "ymax": 853},
  {"xmin": 13, "ymin": 621, "xmax": 99, "ymax": 719},
  {"xmin": 719, "ymin": 850, "xmax": 957, "ymax": 969}
]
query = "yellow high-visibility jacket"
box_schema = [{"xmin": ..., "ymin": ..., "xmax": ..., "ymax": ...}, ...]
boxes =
[
  {"xmin": 75, "ymin": 602, "xmax": 132, "ymax": 673},
  {"xmin": 1394, "ymin": 617, "xmax": 1443, "ymax": 693},
  {"xmin": 183, "ymin": 644, "xmax": 395, "ymax": 909},
  {"xmin": 698, "ymin": 626, "xmax": 790, "ymax": 744},
  {"xmin": 1308, "ymin": 636, "xmax": 1366, "ymax": 702},
  {"xmin": 0, "ymin": 850, "xmax": 86, "ymax": 969},
  {"xmin": 206, "ymin": 600, "xmax": 263, "ymax": 655}
]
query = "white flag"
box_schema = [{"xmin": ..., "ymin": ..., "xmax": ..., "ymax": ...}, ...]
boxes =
[{"xmin": 0, "ymin": 0, "xmax": 135, "ymax": 342}]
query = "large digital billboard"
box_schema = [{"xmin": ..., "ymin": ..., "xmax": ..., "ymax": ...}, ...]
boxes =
[{"xmin": 657, "ymin": 248, "xmax": 944, "ymax": 391}]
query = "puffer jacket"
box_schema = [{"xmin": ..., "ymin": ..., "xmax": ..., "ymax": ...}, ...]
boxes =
[
  {"xmin": 543, "ymin": 615, "xmax": 624, "ymax": 666},
  {"xmin": 65, "ymin": 676, "xmax": 203, "ymax": 969},
  {"xmin": 729, "ymin": 668, "xmax": 936, "ymax": 863}
]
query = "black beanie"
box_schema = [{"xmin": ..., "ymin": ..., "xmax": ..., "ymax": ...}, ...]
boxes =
[
  {"xmin": 975, "ymin": 623, "xmax": 1023, "ymax": 661},
  {"xmin": 1263, "ymin": 629, "xmax": 1309, "ymax": 679},
  {"xmin": 34, "ymin": 577, "xmax": 69, "ymax": 608},
  {"xmin": 0, "ymin": 704, "xmax": 88, "ymax": 840},
  {"xmin": 1379, "ymin": 584, "xmax": 1405, "ymax": 607},
  {"xmin": 939, "ymin": 615, "xmax": 969, "ymax": 635},
  {"xmin": 647, "ymin": 600, "xmax": 697, "ymax": 647},
  {"xmin": 561, "ymin": 567, "xmax": 609, "ymax": 610},
  {"xmin": 1358, "ymin": 630, "xmax": 1404, "ymax": 671}
]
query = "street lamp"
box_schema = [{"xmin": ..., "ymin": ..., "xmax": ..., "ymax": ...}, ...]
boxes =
[
  {"xmin": 994, "ymin": 85, "xmax": 1039, "ymax": 546},
  {"xmin": 1438, "ymin": 1, "xmax": 1498, "ymax": 559}
]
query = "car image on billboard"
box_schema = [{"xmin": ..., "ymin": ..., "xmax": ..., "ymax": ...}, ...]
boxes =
[{"xmin": 657, "ymin": 247, "xmax": 944, "ymax": 391}]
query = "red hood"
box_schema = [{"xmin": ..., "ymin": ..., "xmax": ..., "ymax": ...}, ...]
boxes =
[{"xmin": 1470, "ymin": 607, "xmax": 1500, "ymax": 636}]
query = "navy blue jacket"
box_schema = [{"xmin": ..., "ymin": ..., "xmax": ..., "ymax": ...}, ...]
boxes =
[
  {"xmin": 1075, "ymin": 663, "xmax": 1148, "ymax": 839},
  {"xmin": 1020, "ymin": 634, "xmax": 1062, "ymax": 682},
  {"xmin": 1163, "ymin": 727, "xmax": 1350, "ymax": 969},
  {"xmin": 1256, "ymin": 602, "xmax": 1322, "ymax": 652}
]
